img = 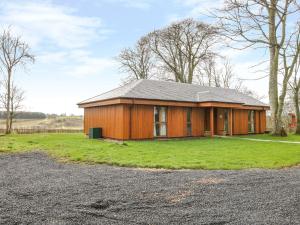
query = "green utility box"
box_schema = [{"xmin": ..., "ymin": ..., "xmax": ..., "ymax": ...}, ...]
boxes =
[{"xmin": 89, "ymin": 128, "xmax": 102, "ymax": 139}]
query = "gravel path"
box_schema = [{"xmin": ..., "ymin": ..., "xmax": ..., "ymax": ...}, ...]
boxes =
[{"xmin": 0, "ymin": 152, "xmax": 299, "ymax": 225}]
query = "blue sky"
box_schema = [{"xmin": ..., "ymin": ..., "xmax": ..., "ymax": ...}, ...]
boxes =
[{"xmin": 0, "ymin": 0, "xmax": 269, "ymax": 114}]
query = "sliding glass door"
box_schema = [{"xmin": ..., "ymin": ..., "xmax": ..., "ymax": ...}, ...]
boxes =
[
  {"xmin": 248, "ymin": 110, "xmax": 255, "ymax": 133},
  {"xmin": 154, "ymin": 106, "xmax": 167, "ymax": 137}
]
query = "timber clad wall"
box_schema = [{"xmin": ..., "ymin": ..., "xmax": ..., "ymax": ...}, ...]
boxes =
[
  {"xmin": 232, "ymin": 109, "xmax": 266, "ymax": 135},
  {"xmin": 167, "ymin": 107, "xmax": 187, "ymax": 137},
  {"xmin": 84, "ymin": 105, "xmax": 126, "ymax": 140},
  {"xmin": 232, "ymin": 109, "xmax": 249, "ymax": 135},
  {"xmin": 127, "ymin": 105, "xmax": 154, "ymax": 139},
  {"xmin": 191, "ymin": 108, "xmax": 205, "ymax": 136},
  {"xmin": 259, "ymin": 111, "xmax": 266, "ymax": 133},
  {"xmin": 84, "ymin": 104, "xmax": 267, "ymax": 140}
]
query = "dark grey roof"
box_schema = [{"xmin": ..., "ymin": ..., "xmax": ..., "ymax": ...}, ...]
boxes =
[{"xmin": 79, "ymin": 79, "xmax": 268, "ymax": 107}]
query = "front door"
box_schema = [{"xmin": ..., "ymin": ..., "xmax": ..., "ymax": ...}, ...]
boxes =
[{"xmin": 214, "ymin": 108, "xmax": 229, "ymax": 135}]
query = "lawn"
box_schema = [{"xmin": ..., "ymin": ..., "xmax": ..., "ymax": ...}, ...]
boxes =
[
  {"xmin": 238, "ymin": 133, "xmax": 300, "ymax": 142},
  {"xmin": 0, "ymin": 133, "xmax": 300, "ymax": 170}
]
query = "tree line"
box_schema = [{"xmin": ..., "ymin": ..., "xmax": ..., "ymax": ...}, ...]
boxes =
[
  {"xmin": 0, "ymin": 111, "xmax": 46, "ymax": 120},
  {"xmin": 117, "ymin": 1, "xmax": 300, "ymax": 136}
]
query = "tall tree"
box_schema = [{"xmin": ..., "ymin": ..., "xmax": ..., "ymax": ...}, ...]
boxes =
[
  {"xmin": 288, "ymin": 50, "xmax": 300, "ymax": 134},
  {"xmin": 147, "ymin": 19, "xmax": 218, "ymax": 84},
  {"xmin": 0, "ymin": 28, "xmax": 35, "ymax": 134},
  {"xmin": 279, "ymin": 23, "xmax": 300, "ymax": 134},
  {"xmin": 117, "ymin": 37, "xmax": 153, "ymax": 83},
  {"xmin": 215, "ymin": 0, "xmax": 300, "ymax": 135}
]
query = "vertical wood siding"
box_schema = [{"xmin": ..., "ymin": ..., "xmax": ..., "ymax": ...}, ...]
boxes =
[
  {"xmin": 233, "ymin": 109, "xmax": 249, "ymax": 135},
  {"xmin": 84, "ymin": 105, "xmax": 125, "ymax": 139},
  {"xmin": 259, "ymin": 111, "xmax": 266, "ymax": 133},
  {"xmin": 129, "ymin": 105, "xmax": 154, "ymax": 139},
  {"xmin": 167, "ymin": 106, "xmax": 187, "ymax": 137},
  {"xmin": 191, "ymin": 108, "xmax": 205, "ymax": 136}
]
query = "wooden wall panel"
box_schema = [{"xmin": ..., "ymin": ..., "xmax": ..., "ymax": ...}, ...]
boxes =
[
  {"xmin": 253, "ymin": 110, "xmax": 267, "ymax": 134},
  {"xmin": 84, "ymin": 105, "xmax": 125, "ymax": 139},
  {"xmin": 122, "ymin": 105, "xmax": 131, "ymax": 140},
  {"xmin": 233, "ymin": 109, "xmax": 249, "ymax": 135},
  {"xmin": 259, "ymin": 111, "xmax": 266, "ymax": 133},
  {"xmin": 191, "ymin": 108, "xmax": 204, "ymax": 136},
  {"xmin": 167, "ymin": 107, "xmax": 186, "ymax": 137},
  {"xmin": 130, "ymin": 105, "xmax": 154, "ymax": 139}
]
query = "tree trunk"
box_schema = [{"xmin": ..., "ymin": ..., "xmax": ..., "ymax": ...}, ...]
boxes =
[
  {"xmin": 294, "ymin": 88, "xmax": 300, "ymax": 134},
  {"xmin": 268, "ymin": 1, "xmax": 282, "ymax": 135},
  {"xmin": 9, "ymin": 112, "xmax": 13, "ymax": 132},
  {"xmin": 269, "ymin": 49, "xmax": 282, "ymax": 135},
  {"xmin": 5, "ymin": 69, "xmax": 12, "ymax": 134}
]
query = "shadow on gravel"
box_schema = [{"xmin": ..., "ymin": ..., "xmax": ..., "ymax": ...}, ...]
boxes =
[{"xmin": 0, "ymin": 152, "xmax": 299, "ymax": 225}]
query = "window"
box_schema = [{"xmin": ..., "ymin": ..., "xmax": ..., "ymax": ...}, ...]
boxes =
[
  {"xmin": 224, "ymin": 109, "xmax": 229, "ymax": 134},
  {"xmin": 248, "ymin": 110, "xmax": 255, "ymax": 133},
  {"xmin": 154, "ymin": 106, "xmax": 167, "ymax": 137},
  {"xmin": 187, "ymin": 108, "xmax": 192, "ymax": 136}
]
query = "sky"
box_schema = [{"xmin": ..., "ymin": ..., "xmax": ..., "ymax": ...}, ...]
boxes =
[{"xmin": 0, "ymin": 0, "xmax": 270, "ymax": 115}]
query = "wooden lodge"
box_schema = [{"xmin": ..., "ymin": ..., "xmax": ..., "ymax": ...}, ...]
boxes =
[{"xmin": 78, "ymin": 79, "xmax": 269, "ymax": 140}]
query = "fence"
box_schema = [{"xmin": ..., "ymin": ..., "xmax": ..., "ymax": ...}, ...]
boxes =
[{"xmin": 0, "ymin": 128, "xmax": 83, "ymax": 134}]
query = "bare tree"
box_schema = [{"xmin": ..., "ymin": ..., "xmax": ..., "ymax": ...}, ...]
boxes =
[
  {"xmin": 279, "ymin": 24, "xmax": 300, "ymax": 135},
  {"xmin": 118, "ymin": 37, "xmax": 153, "ymax": 83},
  {"xmin": 197, "ymin": 56, "xmax": 243, "ymax": 89},
  {"xmin": 0, "ymin": 80, "xmax": 25, "ymax": 131},
  {"xmin": 147, "ymin": 19, "xmax": 218, "ymax": 84},
  {"xmin": 288, "ymin": 50, "xmax": 300, "ymax": 134},
  {"xmin": 0, "ymin": 28, "xmax": 34, "ymax": 134},
  {"xmin": 215, "ymin": 0, "xmax": 300, "ymax": 135}
]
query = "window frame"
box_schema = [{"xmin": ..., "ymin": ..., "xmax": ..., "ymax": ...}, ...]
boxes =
[{"xmin": 154, "ymin": 106, "xmax": 167, "ymax": 137}]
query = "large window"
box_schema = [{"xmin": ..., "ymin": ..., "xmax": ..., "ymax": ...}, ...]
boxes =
[
  {"xmin": 224, "ymin": 109, "xmax": 229, "ymax": 134},
  {"xmin": 154, "ymin": 106, "xmax": 167, "ymax": 137},
  {"xmin": 187, "ymin": 108, "xmax": 192, "ymax": 136},
  {"xmin": 248, "ymin": 110, "xmax": 255, "ymax": 133}
]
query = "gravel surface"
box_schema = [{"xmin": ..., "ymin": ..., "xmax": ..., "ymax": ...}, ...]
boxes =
[{"xmin": 0, "ymin": 152, "xmax": 299, "ymax": 225}]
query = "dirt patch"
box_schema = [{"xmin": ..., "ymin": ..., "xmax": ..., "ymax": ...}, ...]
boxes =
[
  {"xmin": 166, "ymin": 190, "xmax": 192, "ymax": 203},
  {"xmin": 193, "ymin": 177, "xmax": 225, "ymax": 185}
]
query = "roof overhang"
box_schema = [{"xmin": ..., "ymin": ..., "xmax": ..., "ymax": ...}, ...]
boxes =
[{"xmin": 78, "ymin": 97, "xmax": 270, "ymax": 110}]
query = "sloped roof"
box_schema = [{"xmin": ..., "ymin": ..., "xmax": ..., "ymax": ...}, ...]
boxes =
[{"xmin": 78, "ymin": 79, "xmax": 268, "ymax": 107}]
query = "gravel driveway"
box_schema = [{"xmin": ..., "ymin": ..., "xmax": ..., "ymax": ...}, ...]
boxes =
[{"xmin": 0, "ymin": 152, "xmax": 299, "ymax": 225}]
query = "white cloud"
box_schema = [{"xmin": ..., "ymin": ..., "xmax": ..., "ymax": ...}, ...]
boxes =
[
  {"xmin": 0, "ymin": 1, "xmax": 116, "ymax": 78},
  {"xmin": 0, "ymin": 1, "xmax": 110, "ymax": 49},
  {"xmin": 175, "ymin": 0, "xmax": 222, "ymax": 18},
  {"xmin": 38, "ymin": 49, "xmax": 117, "ymax": 78}
]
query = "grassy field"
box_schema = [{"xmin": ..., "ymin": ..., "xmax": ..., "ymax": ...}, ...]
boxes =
[
  {"xmin": 0, "ymin": 116, "xmax": 83, "ymax": 130},
  {"xmin": 0, "ymin": 133, "xmax": 300, "ymax": 169}
]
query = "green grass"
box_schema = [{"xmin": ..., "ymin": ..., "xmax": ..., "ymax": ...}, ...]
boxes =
[
  {"xmin": 0, "ymin": 133, "xmax": 300, "ymax": 170},
  {"xmin": 239, "ymin": 133, "xmax": 300, "ymax": 142}
]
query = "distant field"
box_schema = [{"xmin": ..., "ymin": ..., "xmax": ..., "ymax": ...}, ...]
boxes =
[{"xmin": 0, "ymin": 116, "xmax": 83, "ymax": 130}]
